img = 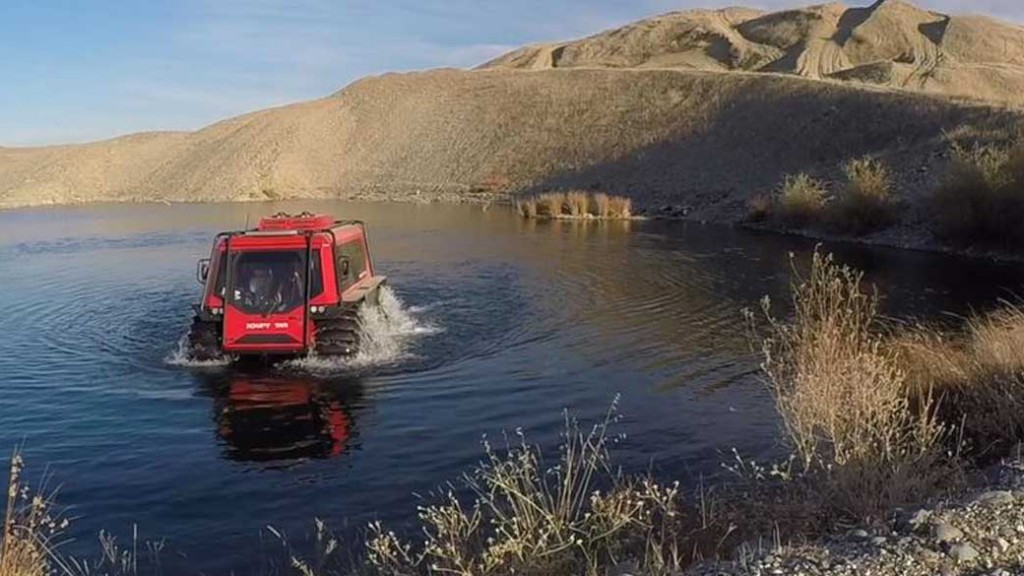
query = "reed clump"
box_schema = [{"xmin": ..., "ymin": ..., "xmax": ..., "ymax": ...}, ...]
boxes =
[
  {"xmin": 268, "ymin": 408, "xmax": 737, "ymax": 576},
  {"xmin": 774, "ymin": 173, "xmax": 828, "ymax": 228},
  {"xmin": 1, "ymin": 452, "xmax": 65, "ymax": 576},
  {"xmin": 565, "ymin": 191, "xmax": 589, "ymax": 217},
  {"xmin": 829, "ymin": 157, "xmax": 898, "ymax": 235},
  {"xmin": 516, "ymin": 191, "xmax": 633, "ymax": 220},
  {"xmin": 896, "ymin": 304, "xmax": 1024, "ymax": 460},
  {"xmin": 752, "ymin": 250, "xmax": 953, "ymax": 522},
  {"xmin": 365, "ymin": 406, "xmax": 689, "ymax": 576},
  {"xmin": 929, "ymin": 137, "xmax": 1024, "ymax": 247},
  {"xmin": 752, "ymin": 159, "xmax": 899, "ymax": 235},
  {"xmin": 746, "ymin": 193, "xmax": 772, "ymax": 223},
  {"xmin": 592, "ymin": 193, "xmax": 611, "ymax": 218},
  {"xmin": 514, "ymin": 197, "xmax": 537, "ymax": 219}
]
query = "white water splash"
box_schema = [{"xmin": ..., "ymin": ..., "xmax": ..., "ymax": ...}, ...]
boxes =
[
  {"xmin": 165, "ymin": 332, "xmax": 231, "ymax": 368},
  {"xmin": 287, "ymin": 286, "xmax": 442, "ymax": 373}
]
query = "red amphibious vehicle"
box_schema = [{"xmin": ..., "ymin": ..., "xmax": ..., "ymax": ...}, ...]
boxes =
[{"xmin": 187, "ymin": 212, "xmax": 386, "ymax": 360}]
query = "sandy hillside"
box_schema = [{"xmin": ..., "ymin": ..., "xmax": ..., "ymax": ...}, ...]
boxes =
[
  {"xmin": 484, "ymin": 0, "xmax": 1024, "ymax": 106},
  {"xmin": 1, "ymin": 0, "xmax": 1022, "ymax": 216}
]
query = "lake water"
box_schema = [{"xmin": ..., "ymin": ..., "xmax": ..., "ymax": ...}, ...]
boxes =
[{"xmin": 1, "ymin": 201, "xmax": 1022, "ymax": 573}]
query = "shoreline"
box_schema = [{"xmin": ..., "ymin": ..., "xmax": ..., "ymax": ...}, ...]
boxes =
[
  {"xmin": 689, "ymin": 459, "xmax": 1024, "ymax": 576},
  {"xmin": 3, "ymin": 193, "xmax": 1022, "ymax": 265}
]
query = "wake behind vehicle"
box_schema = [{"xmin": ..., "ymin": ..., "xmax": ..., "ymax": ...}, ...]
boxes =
[{"xmin": 187, "ymin": 212, "xmax": 386, "ymax": 360}]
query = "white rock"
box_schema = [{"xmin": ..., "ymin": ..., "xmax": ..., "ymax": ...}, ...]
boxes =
[
  {"xmin": 997, "ymin": 537, "xmax": 1011, "ymax": 553},
  {"xmin": 909, "ymin": 509, "xmax": 931, "ymax": 528},
  {"xmin": 949, "ymin": 542, "xmax": 979, "ymax": 563},
  {"xmin": 975, "ymin": 491, "xmax": 1015, "ymax": 506},
  {"xmin": 935, "ymin": 522, "xmax": 964, "ymax": 543}
]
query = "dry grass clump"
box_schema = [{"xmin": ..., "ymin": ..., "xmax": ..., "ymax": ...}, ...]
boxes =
[
  {"xmin": 775, "ymin": 174, "xmax": 828, "ymax": 228},
  {"xmin": 896, "ymin": 305, "xmax": 1024, "ymax": 460},
  {"xmin": 565, "ymin": 191, "xmax": 589, "ymax": 217},
  {"xmin": 0, "ymin": 453, "xmax": 162, "ymax": 576},
  {"xmin": 535, "ymin": 193, "xmax": 565, "ymax": 218},
  {"xmin": 607, "ymin": 196, "xmax": 632, "ymax": 219},
  {"xmin": 929, "ymin": 138, "xmax": 1024, "ymax": 246},
  {"xmin": 515, "ymin": 197, "xmax": 538, "ymax": 219},
  {"xmin": 746, "ymin": 193, "xmax": 772, "ymax": 223},
  {"xmin": 366, "ymin": 407, "xmax": 689, "ymax": 576},
  {"xmin": 1, "ymin": 452, "xmax": 66, "ymax": 576},
  {"xmin": 516, "ymin": 192, "xmax": 633, "ymax": 220},
  {"xmin": 829, "ymin": 157, "xmax": 898, "ymax": 235},
  {"xmin": 756, "ymin": 160, "xmax": 899, "ymax": 234},
  {"xmin": 592, "ymin": 193, "xmax": 611, "ymax": 218},
  {"xmin": 744, "ymin": 248, "xmax": 1024, "ymax": 527},
  {"xmin": 753, "ymin": 250, "xmax": 952, "ymax": 521}
]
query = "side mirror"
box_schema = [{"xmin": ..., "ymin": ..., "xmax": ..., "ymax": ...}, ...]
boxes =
[
  {"xmin": 338, "ymin": 257, "xmax": 350, "ymax": 278},
  {"xmin": 197, "ymin": 259, "xmax": 211, "ymax": 284}
]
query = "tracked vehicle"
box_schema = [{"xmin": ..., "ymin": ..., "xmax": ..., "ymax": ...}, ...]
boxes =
[{"xmin": 187, "ymin": 212, "xmax": 386, "ymax": 360}]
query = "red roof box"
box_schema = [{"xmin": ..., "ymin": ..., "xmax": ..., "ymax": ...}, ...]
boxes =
[{"xmin": 257, "ymin": 213, "xmax": 335, "ymax": 232}]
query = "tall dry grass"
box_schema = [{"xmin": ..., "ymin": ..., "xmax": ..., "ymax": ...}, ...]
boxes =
[
  {"xmin": 1, "ymin": 453, "xmax": 163, "ymax": 576},
  {"xmin": 516, "ymin": 192, "xmax": 632, "ymax": 220},
  {"xmin": 535, "ymin": 193, "xmax": 565, "ymax": 218},
  {"xmin": 607, "ymin": 196, "xmax": 632, "ymax": 219},
  {"xmin": 592, "ymin": 193, "xmax": 611, "ymax": 218},
  {"xmin": 515, "ymin": 198, "xmax": 537, "ymax": 219},
  {"xmin": 565, "ymin": 191, "xmax": 589, "ymax": 217},
  {"xmin": 753, "ymin": 250, "xmax": 952, "ymax": 520},
  {"xmin": 746, "ymin": 193, "xmax": 772, "ymax": 223},
  {"xmin": 1, "ymin": 452, "xmax": 65, "ymax": 576},
  {"xmin": 829, "ymin": 157, "xmax": 898, "ymax": 235},
  {"xmin": 930, "ymin": 138, "xmax": 1024, "ymax": 246},
  {"xmin": 896, "ymin": 304, "xmax": 1024, "ymax": 460},
  {"xmin": 775, "ymin": 174, "xmax": 828, "ymax": 228},
  {"xmin": 366, "ymin": 405, "xmax": 689, "ymax": 576}
]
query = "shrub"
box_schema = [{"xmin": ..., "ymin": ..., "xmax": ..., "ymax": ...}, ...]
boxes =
[
  {"xmin": 607, "ymin": 196, "xmax": 632, "ymax": 219},
  {"xmin": 365, "ymin": 408, "xmax": 687, "ymax": 576},
  {"xmin": 517, "ymin": 192, "xmax": 633, "ymax": 220},
  {"xmin": 753, "ymin": 250, "xmax": 951, "ymax": 521},
  {"xmin": 515, "ymin": 198, "xmax": 537, "ymax": 219},
  {"xmin": 535, "ymin": 193, "xmax": 566, "ymax": 218},
  {"xmin": 930, "ymin": 139, "xmax": 1024, "ymax": 247},
  {"xmin": 896, "ymin": 304, "xmax": 1024, "ymax": 460},
  {"xmin": 565, "ymin": 191, "xmax": 589, "ymax": 217},
  {"xmin": 592, "ymin": 193, "xmax": 610, "ymax": 218},
  {"xmin": 776, "ymin": 174, "xmax": 827, "ymax": 228},
  {"xmin": 1, "ymin": 452, "xmax": 65, "ymax": 576},
  {"xmin": 746, "ymin": 193, "xmax": 772, "ymax": 223},
  {"xmin": 829, "ymin": 157, "xmax": 897, "ymax": 235}
]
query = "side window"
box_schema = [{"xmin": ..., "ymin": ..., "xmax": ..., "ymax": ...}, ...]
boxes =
[
  {"xmin": 212, "ymin": 252, "xmax": 228, "ymax": 298},
  {"xmin": 336, "ymin": 242, "xmax": 367, "ymax": 293},
  {"xmin": 309, "ymin": 249, "xmax": 324, "ymax": 299}
]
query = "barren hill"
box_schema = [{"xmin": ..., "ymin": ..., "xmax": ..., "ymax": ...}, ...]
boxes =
[
  {"xmin": 1, "ymin": 0, "xmax": 1023, "ymax": 217},
  {"xmin": 484, "ymin": 0, "xmax": 1024, "ymax": 106}
]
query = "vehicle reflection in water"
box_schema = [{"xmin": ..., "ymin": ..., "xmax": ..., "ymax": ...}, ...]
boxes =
[{"xmin": 195, "ymin": 370, "xmax": 365, "ymax": 463}]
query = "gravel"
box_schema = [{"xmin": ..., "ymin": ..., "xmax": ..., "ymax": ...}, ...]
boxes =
[{"xmin": 687, "ymin": 461, "xmax": 1024, "ymax": 576}]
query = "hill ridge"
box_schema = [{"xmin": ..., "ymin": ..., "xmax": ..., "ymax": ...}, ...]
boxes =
[{"xmin": 482, "ymin": 0, "xmax": 1024, "ymax": 105}]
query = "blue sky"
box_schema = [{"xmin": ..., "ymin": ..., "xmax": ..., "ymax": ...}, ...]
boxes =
[{"xmin": 1, "ymin": 0, "xmax": 1021, "ymax": 146}]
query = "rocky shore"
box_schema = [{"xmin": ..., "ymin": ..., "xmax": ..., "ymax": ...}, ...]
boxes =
[{"xmin": 690, "ymin": 462, "xmax": 1024, "ymax": 576}]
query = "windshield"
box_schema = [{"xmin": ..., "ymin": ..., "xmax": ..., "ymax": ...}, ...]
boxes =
[{"xmin": 228, "ymin": 250, "xmax": 308, "ymax": 315}]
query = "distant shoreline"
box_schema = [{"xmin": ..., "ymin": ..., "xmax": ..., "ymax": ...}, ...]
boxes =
[{"xmin": 3, "ymin": 192, "xmax": 1022, "ymax": 265}]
